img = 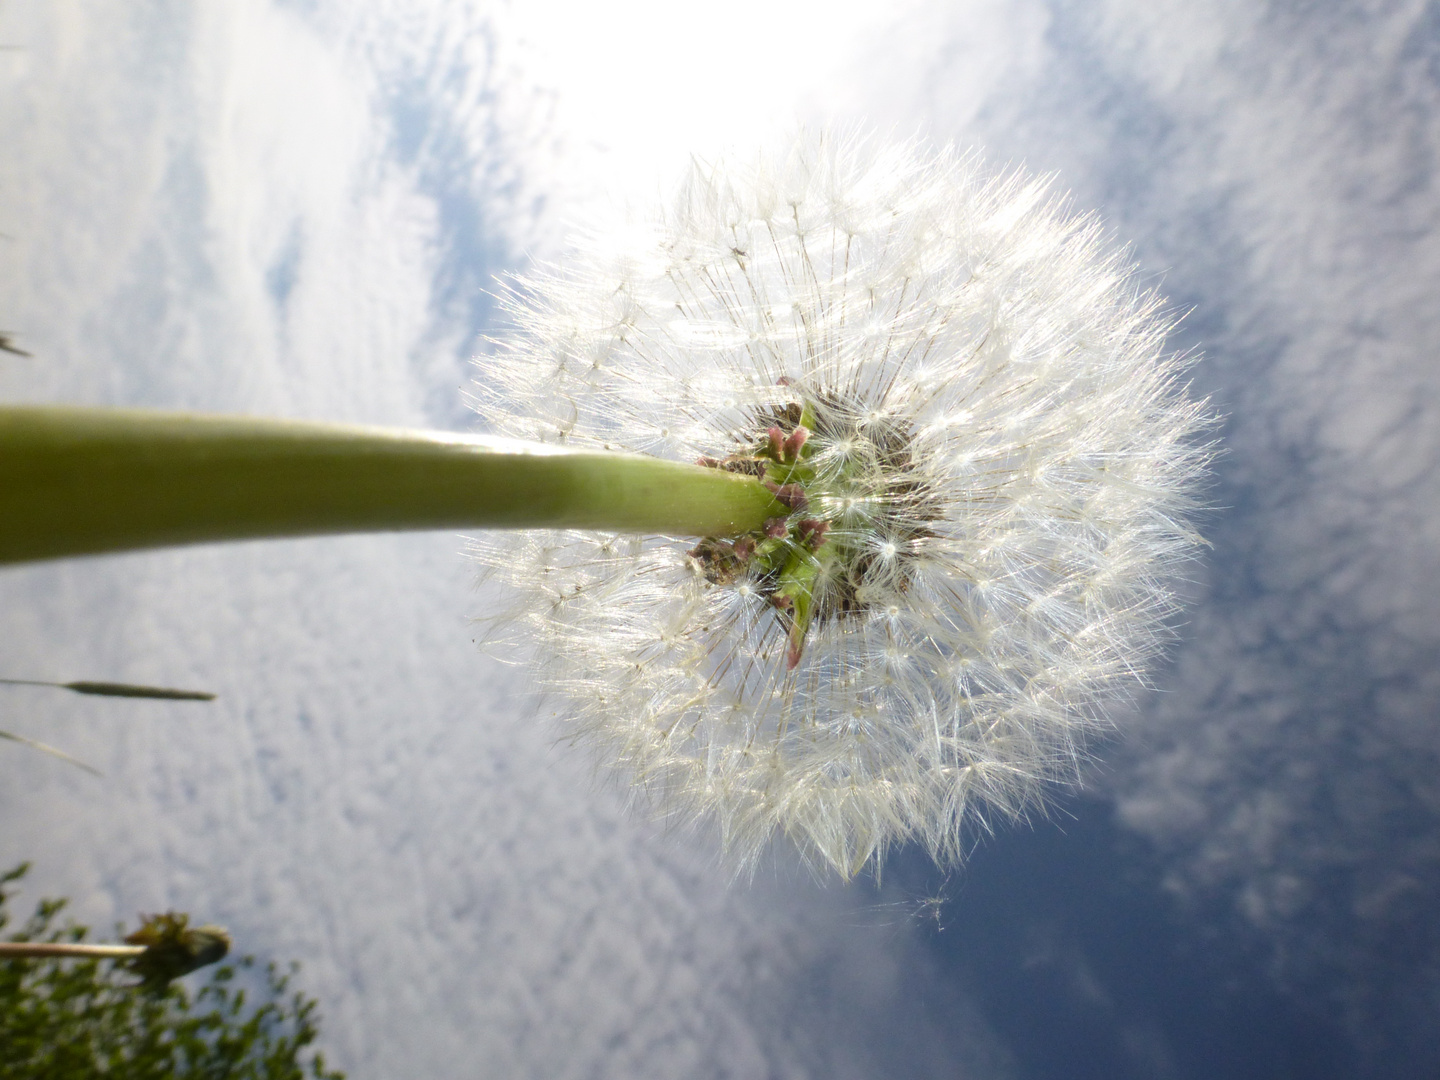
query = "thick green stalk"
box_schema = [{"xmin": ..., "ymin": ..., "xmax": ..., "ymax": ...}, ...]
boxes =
[{"xmin": 0, "ymin": 406, "xmax": 786, "ymax": 564}]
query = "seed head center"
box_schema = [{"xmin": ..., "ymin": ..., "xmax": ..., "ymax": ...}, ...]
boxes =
[{"xmin": 689, "ymin": 389, "xmax": 940, "ymax": 669}]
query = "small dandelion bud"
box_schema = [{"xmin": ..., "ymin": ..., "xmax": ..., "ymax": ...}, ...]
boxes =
[
  {"xmin": 797, "ymin": 518, "xmax": 830, "ymax": 549},
  {"xmin": 123, "ymin": 912, "xmax": 231, "ymax": 991},
  {"xmin": 767, "ymin": 426, "xmax": 786, "ymax": 460},
  {"xmin": 763, "ymin": 481, "xmax": 809, "ymax": 511},
  {"xmin": 0, "ymin": 910, "xmax": 231, "ymax": 992},
  {"xmin": 473, "ymin": 132, "xmax": 1212, "ymax": 878},
  {"xmin": 783, "ymin": 426, "xmax": 810, "ymax": 461}
]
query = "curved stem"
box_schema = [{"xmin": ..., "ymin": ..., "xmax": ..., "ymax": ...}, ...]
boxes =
[
  {"xmin": 0, "ymin": 730, "xmax": 102, "ymax": 776},
  {"xmin": 0, "ymin": 406, "xmax": 786, "ymax": 564}
]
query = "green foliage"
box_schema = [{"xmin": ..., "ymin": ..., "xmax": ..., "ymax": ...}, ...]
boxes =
[{"xmin": 0, "ymin": 864, "xmax": 344, "ymax": 1080}]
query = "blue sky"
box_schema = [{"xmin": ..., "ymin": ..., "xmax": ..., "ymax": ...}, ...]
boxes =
[{"xmin": 2, "ymin": 2, "xmax": 1438, "ymax": 1076}]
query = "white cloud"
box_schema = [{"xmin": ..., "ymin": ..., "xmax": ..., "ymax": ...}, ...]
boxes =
[
  {"xmin": 829, "ymin": 0, "xmax": 1440, "ymax": 1044},
  {"xmin": 15, "ymin": 0, "xmax": 1439, "ymax": 1069},
  {"xmin": 0, "ymin": 2, "xmax": 1022, "ymax": 1077}
]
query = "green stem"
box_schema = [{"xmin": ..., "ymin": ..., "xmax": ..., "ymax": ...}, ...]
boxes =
[{"xmin": 0, "ymin": 406, "xmax": 787, "ymax": 565}]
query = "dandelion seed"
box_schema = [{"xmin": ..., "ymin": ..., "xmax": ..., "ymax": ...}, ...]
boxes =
[{"xmin": 472, "ymin": 132, "xmax": 1212, "ymax": 879}]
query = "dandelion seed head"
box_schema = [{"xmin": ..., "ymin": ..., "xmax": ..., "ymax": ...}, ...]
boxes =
[{"xmin": 472, "ymin": 132, "xmax": 1212, "ymax": 879}]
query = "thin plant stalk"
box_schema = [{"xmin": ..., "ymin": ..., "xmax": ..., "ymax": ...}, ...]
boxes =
[
  {"xmin": 0, "ymin": 942, "xmax": 144, "ymax": 960},
  {"xmin": 0, "ymin": 406, "xmax": 786, "ymax": 565},
  {"xmin": 0, "ymin": 729, "xmax": 101, "ymax": 776},
  {"xmin": 0, "ymin": 679, "xmax": 215, "ymax": 775},
  {"xmin": 0, "ymin": 912, "xmax": 232, "ymax": 987}
]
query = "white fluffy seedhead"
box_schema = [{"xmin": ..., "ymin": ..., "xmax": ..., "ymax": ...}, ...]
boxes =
[{"xmin": 471, "ymin": 132, "xmax": 1212, "ymax": 879}]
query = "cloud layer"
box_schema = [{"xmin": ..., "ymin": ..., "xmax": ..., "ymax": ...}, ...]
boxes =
[
  {"xmin": 836, "ymin": 0, "xmax": 1440, "ymax": 1065},
  {"xmin": 4, "ymin": 0, "xmax": 1439, "ymax": 1075},
  {"xmin": 0, "ymin": 4, "xmax": 1010, "ymax": 1077}
]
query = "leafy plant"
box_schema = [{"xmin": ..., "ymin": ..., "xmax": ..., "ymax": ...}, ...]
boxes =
[{"xmin": 0, "ymin": 864, "xmax": 344, "ymax": 1080}]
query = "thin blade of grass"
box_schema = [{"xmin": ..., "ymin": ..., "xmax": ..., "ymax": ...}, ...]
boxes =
[
  {"xmin": 0, "ymin": 678, "xmax": 215, "ymax": 701},
  {"xmin": 0, "ymin": 729, "xmax": 103, "ymax": 776},
  {"xmin": 63, "ymin": 682, "xmax": 215, "ymax": 701}
]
